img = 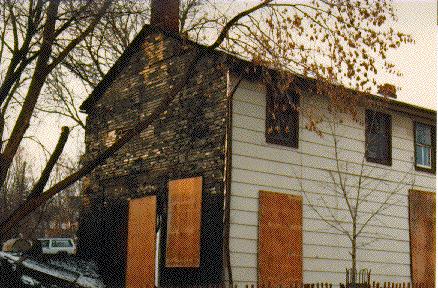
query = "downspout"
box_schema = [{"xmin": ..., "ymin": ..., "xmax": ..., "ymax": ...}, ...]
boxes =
[
  {"xmin": 223, "ymin": 70, "xmax": 233, "ymax": 286},
  {"xmin": 223, "ymin": 70, "xmax": 242, "ymax": 287}
]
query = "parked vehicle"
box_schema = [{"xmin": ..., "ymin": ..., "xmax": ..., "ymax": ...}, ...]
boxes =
[
  {"xmin": 2, "ymin": 238, "xmax": 32, "ymax": 253},
  {"xmin": 38, "ymin": 238, "xmax": 76, "ymax": 255}
]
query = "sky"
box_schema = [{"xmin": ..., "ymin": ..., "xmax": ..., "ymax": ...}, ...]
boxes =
[
  {"xmin": 21, "ymin": 0, "xmax": 438, "ymax": 175},
  {"xmin": 381, "ymin": 1, "xmax": 437, "ymax": 110}
]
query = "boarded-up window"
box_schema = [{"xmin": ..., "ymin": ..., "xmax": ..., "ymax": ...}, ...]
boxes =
[
  {"xmin": 409, "ymin": 190, "xmax": 435, "ymax": 286},
  {"xmin": 166, "ymin": 176, "xmax": 202, "ymax": 267},
  {"xmin": 258, "ymin": 191, "xmax": 302, "ymax": 286},
  {"xmin": 266, "ymin": 83, "xmax": 299, "ymax": 148},
  {"xmin": 365, "ymin": 110, "xmax": 392, "ymax": 166},
  {"xmin": 126, "ymin": 196, "xmax": 157, "ymax": 288}
]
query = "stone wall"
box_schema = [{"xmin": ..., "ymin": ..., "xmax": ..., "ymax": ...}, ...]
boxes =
[{"xmin": 77, "ymin": 31, "xmax": 228, "ymax": 285}]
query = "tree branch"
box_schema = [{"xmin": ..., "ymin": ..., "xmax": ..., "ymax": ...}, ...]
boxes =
[
  {"xmin": 0, "ymin": 113, "xmax": 4, "ymax": 153},
  {"xmin": 208, "ymin": 0, "xmax": 272, "ymax": 49},
  {"xmin": 0, "ymin": 0, "xmax": 60, "ymax": 189},
  {"xmin": 0, "ymin": 0, "xmax": 42, "ymax": 105},
  {"xmin": 0, "ymin": 0, "xmax": 277, "ymax": 238},
  {"xmin": 47, "ymin": 0, "xmax": 113, "ymax": 71},
  {"xmin": 27, "ymin": 126, "xmax": 70, "ymax": 200}
]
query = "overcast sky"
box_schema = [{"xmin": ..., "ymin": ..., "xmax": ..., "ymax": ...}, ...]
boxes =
[
  {"xmin": 24, "ymin": 1, "xmax": 438, "ymax": 173},
  {"xmin": 382, "ymin": 1, "xmax": 436, "ymax": 110}
]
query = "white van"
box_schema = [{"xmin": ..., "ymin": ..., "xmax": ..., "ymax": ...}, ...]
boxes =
[{"xmin": 38, "ymin": 238, "xmax": 76, "ymax": 255}]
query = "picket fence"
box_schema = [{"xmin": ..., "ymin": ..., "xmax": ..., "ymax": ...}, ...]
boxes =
[{"xmin": 226, "ymin": 283, "xmax": 431, "ymax": 288}]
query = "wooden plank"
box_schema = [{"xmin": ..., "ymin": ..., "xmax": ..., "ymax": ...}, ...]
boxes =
[
  {"xmin": 126, "ymin": 196, "xmax": 156, "ymax": 288},
  {"xmin": 231, "ymin": 82, "xmax": 436, "ymax": 285},
  {"xmin": 165, "ymin": 176, "xmax": 202, "ymax": 267},
  {"xmin": 409, "ymin": 190, "xmax": 436, "ymax": 286},
  {"xmin": 232, "ymin": 166, "xmax": 433, "ymax": 197},
  {"xmin": 258, "ymin": 190, "xmax": 303, "ymax": 286}
]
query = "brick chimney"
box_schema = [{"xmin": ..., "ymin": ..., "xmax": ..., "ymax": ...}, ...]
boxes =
[
  {"xmin": 378, "ymin": 83, "xmax": 397, "ymax": 99},
  {"xmin": 150, "ymin": 0, "xmax": 180, "ymax": 34}
]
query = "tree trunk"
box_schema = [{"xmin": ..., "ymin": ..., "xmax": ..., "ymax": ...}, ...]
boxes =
[
  {"xmin": 351, "ymin": 222, "xmax": 357, "ymax": 288},
  {"xmin": 0, "ymin": 0, "xmax": 271, "ymax": 240},
  {"xmin": 0, "ymin": 0, "xmax": 60, "ymax": 189},
  {"xmin": 0, "ymin": 49, "xmax": 203, "ymax": 240}
]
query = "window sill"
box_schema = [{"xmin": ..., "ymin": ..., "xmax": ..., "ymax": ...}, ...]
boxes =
[
  {"xmin": 415, "ymin": 165, "xmax": 435, "ymax": 174},
  {"xmin": 365, "ymin": 157, "xmax": 392, "ymax": 167},
  {"xmin": 266, "ymin": 137, "xmax": 298, "ymax": 149}
]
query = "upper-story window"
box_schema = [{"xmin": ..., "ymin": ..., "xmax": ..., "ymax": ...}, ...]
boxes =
[
  {"xmin": 365, "ymin": 110, "xmax": 392, "ymax": 166},
  {"xmin": 414, "ymin": 122, "xmax": 435, "ymax": 173},
  {"xmin": 265, "ymin": 84, "xmax": 299, "ymax": 148}
]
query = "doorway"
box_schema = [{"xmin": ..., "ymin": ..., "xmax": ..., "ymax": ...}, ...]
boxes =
[{"xmin": 126, "ymin": 196, "xmax": 157, "ymax": 288}]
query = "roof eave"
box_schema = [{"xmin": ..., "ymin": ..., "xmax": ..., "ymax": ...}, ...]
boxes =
[{"xmin": 80, "ymin": 25, "xmax": 436, "ymax": 122}]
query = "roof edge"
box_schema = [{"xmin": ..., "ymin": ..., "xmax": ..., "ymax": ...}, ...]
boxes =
[
  {"xmin": 80, "ymin": 24, "xmax": 199, "ymax": 113},
  {"xmin": 80, "ymin": 25, "xmax": 436, "ymax": 121},
  {"xmin": 227, "ymin": 62, "xmax": 436, "ymax": 121}
]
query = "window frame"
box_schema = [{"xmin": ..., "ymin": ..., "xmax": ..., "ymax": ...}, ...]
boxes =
[
  {"xmin": 414, "ymin": 121, "xmax": 436, "ymax": 174},
  {"xmin": 365, "ymin": 110, "xmax": 392, "ymax": 166},
  {"xmin": 40, "ymin": 240, "xmax": 50, "ymax": 248},
  {"xmin": 51, "ymin": 239, "xmax": 73, "ymax": 248},
  {"xmin": 265, "ymin": 83, "xmax": 300, "ymax": 148}
]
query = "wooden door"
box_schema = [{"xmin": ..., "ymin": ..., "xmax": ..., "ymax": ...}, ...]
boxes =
[
  {"xmin": 126, "ymin": 196, "xmax": 157, "ymax": 288},
  {"xmin": 258, "ymin": 191, "xmax": 303, "ymax": 286}
]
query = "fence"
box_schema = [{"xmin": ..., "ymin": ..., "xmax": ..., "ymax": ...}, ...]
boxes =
[
  {"xmin": 227, "ymin": 283, "xmax": 431, "ymax": 288},
  {"xmin": 340, "ymin": 283, "xmax": 430, "ymax": 288},
  {"xmin": 0, "ymin": 251, "xmax": 432, "ymax": 288},
  {"xmin": 232, "ymin": 284, "xmax": 332, "ymax": 288}
]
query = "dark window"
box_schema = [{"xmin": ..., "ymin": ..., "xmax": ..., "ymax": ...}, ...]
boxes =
[
  {"xmin": 51, "ymin": 240, "xmax": 73, "ymax": 248},
  {"xmin": 266, "ymin": 84, "xmax": 299, "ymax": 148},
  {"xmin": 365, "ymin": 110, "xmax": 392, "ymax": 165},
  {"xmin": 40, "ymin": 240, "xmax": 50, "ymax": 248},
  {"xmin": 414, "ymin": 122, "xmax": 435, "ymax": 173}
]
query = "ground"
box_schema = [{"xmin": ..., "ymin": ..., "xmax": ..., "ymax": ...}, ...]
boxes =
[{"xmin": 0, "ymin": 251, "xmax": 104, "ymax": 288}]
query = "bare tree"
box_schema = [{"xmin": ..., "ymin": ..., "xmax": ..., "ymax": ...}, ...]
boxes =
[
  {"xmin": 0, "ymin": 148, "xmax": 33, "ymax": 225},
  {"xmin": 0, "ymin": 0, "xmax": 113, "ymax": 191},
  {"xmin": 42, "ymin": 0, "xmax": 211, "ymax": 129},
  {"xmin": 300, "ymin": 107, "xmax": 415, "ymax": 286},
  {"xmin": 0, "ymin": 138, "xmax": 80, "ymax": 239},
  {"xmin": 0, "ymin": 0, "xmax": 413, "ymax": 239},
  {"xmin": 35, "ymin": 155, "xmax": 82, "ymax": 238},
  {"xmin": 0, "ymin": 150, "xmax": 46, "ymax": 238}
]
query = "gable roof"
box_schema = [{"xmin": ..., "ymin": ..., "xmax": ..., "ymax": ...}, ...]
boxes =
[
  {"xmin": 80, "ymin": 25, "xmax": 436, "ymax": 122},
  {"xmin": 80, "ymin": 24, "xmax": 217, "ymax": 112}
]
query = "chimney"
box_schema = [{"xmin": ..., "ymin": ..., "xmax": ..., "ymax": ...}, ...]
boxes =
[
  {"xmin": 150, "ymin": 0, "xmax": 180, "ymax": 34},
  {"xmin": 378, "ymin": 83, "xmax": 397, "ymax": 99}
]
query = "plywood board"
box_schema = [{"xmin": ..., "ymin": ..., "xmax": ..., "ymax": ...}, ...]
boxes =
[
  {"xmin": 126, "ymin": 196, "xmax": 157, "ymax": 288},
  {"xmin": 166, "ymin": 176, "xmax": 202, "ymax": 267},
  {"xmin": 409, "ymin": 190, "xmax": 435, "ymax": 286},
  {"xmin": 258, "ymin": 191, "xmax": 303, "ymax": 286}
]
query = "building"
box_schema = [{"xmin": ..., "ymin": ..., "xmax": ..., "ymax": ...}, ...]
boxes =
[{"xmin": 77, "ymin": 1, "xmax": 436, "ymax": 287}]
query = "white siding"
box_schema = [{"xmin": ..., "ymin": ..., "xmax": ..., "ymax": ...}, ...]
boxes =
[{"xmin": 228, "ymin": 77, "xmax": 435, "ymax": 286}]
